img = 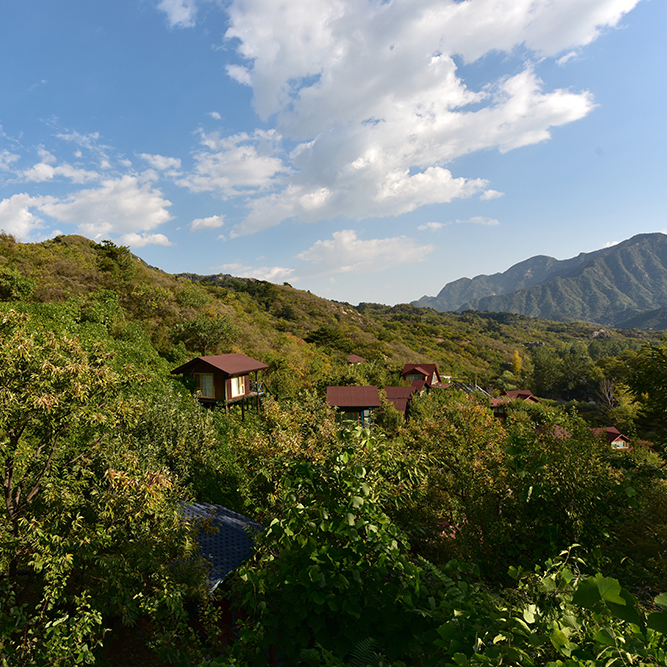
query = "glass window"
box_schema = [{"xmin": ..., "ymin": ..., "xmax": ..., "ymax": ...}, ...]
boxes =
[
  {"xmin": 231, "ymin": 375, "xmax": 245, "ymax": 398},
  {"xmin": 195, "ymin": 373, "xmax": 214, "ymax": 398}
]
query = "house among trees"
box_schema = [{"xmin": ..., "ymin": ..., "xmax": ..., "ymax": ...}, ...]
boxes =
[
  {"xmin": 384, "ymin": 386, "xmax": 417, "ymax": 419},
  {"xmin": 326, "ymin": 386, "xmax": 380, "ymax": 427},
  {"xmin": 348, "ymin": 354, "xmax": 367, "ymax": 364},
  {"xmin": 171, "ymin": 353, "xmax": 269, "ymax": 417},
  {"xmin": 491, "ymin": 389, "xmax": 540, "ymax": 421},
  {"xmin": 401, "ymin": 363, "xmax": 450, "ymax": 390},
  {"xmin": 592, "ymin": 426, "xmax": 632, "ymax": 450}
]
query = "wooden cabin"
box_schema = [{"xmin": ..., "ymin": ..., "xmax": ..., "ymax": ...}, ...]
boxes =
[
  {"xmin": 383, "ymin": 386, "xmax": 417, "ymax": 420},
  {"xmin": 401, "ymin": 363, "xmax": 450, "ymax": 389},
  {"xmin": 326, "ymin": 386, "xmax": 380, "ymax": 427},
  {"xmin": 592, "ymin": 426, "xmax": 632, "ymax": 450},
  {"xmin": 171, "ymin": 353, "xmax": 269, "ymax": 417}
]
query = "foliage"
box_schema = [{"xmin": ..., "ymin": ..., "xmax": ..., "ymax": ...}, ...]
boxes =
[{"xmin": 230, "ymin": 444, "xmax": 427, "ymax": 663}]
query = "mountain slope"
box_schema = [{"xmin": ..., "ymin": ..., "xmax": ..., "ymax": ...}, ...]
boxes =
[{"xmin": 414, "ymin": 233, "xmax": 667, "ymax": 327}]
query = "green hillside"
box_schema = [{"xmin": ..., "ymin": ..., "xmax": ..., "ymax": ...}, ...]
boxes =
[{"xmin": 0, "ymin": 232, "xmax": 653, "ymax": 392}]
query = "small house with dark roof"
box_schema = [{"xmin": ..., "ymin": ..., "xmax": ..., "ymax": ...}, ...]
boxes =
[
  {"xmin": 593, "ymin": 426, "xmax": 631, "ymax": 450},
  {"xmin": 348, "ymin": 354, "xmax": 367, "ymax": 364},
  {"xmin": 401, "ymin": 363, "xmax": 449, "ymax": 389},
  {"xmin": 383, "ymin": 386, "xmax": 417, "ymax": 419},
  {"xmin": 171, "ymin": 353, "xmax": 269, "ymax": 417},
  {"xmin": 491, "ymin": 389, "xmax": 540, "ymax": 421},
  {"xmin": 502, "ymin": 389, "xmax": 540, "ymax": 403},
  {"xmin": 326, "ymin": 386, "xmax": 380, "ymax": 427}
]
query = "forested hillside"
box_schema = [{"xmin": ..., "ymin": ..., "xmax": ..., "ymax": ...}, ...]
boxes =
[{"xmin": 4, "ymin": 232, "xmax": 667, "ymax": 666}]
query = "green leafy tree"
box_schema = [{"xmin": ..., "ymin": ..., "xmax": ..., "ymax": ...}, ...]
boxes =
[
  {"xmin": 174, "ymin": 310, "xmax": 237, "ymax": 355},
  {"xmin": 0, "ymin": 309, "xmax": 131, "ymax": 584}
]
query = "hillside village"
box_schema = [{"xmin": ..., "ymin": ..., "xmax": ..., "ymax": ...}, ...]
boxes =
[{"xmin": 3, "ymin": 233, "xmax": 667, "ymax": 666}]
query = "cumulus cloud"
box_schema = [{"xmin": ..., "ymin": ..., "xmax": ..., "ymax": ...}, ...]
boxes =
[
  {"xmin": 156, "ymin": 0, "xmax": 198, "ymax": 28},
  {"xmin": 211, "ymin": 0, "xmax": 637, "ymax": 235},
  {"xmin": 118, "ymin": 232, "xmax": 173, "ymax": 247},
  {"xmin": 139, "ymin": 153, "xmax": 182, "ymax": 172},
  {"xmin": 456, "ymin": 216, "xmax": 500, "ymax": 225},
  {"xmin": 0, "ymin": 150, "xmax": 20, "ymax": 170},
  {"xmin": 418, "ymin": 222, "xmax": 446, "ymax": 231},
  {"xmin": 217, "ymin": 261, "xmax": 295, "ymax": 282},
  {"xmin": 178, "ymin": 129, "xmax": 288, "ymax": 196},
  {"xmin": 295, "ymin": 229, "xmax": 434, "ymax": 277},
  {"xmin": 0, "ymin": 193, "xmax": 46, "ymax": 240},
  {"xmin": 480, "ymin": 189, "xmax": 504, "ymax": 200},
  {"xmin": 37, "ymin": 175, "xmax": 172, "ymax": 238},
  {"xmin": 191, "ymin": 214, "xmax": 225, "ymax": 230},
  {"xmin": 20, "ymin": 161, "xmax": 99, "ymax": 184}
]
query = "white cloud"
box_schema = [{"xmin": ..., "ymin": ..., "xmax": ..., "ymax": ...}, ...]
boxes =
[
  {"xmin": 191, "ymin": 214, "xmax": 225, "ymax": 230},
  {"xmin": 0, "ymin": 193, "xmax": 46, "ymax": 240},
  {"xmin": 156, "ymin": 0, "xmax": 198, "ymax": 28},
  {"xmin": 226, "ymin": 64, "xmax": 253, "ymax": 86},
  {"xmin": 20, "ymin": 161, "xmax": 99, "ymax": 184},
  {"xmin": 118, "ymin": 232, "xmax": 173, "ymax": 247},
  {"xmin": 603, "ymin": 239, "xmax": 620, "ymax": 248},
  {"xmin": 295, "ymin": 229, "xmax": 434, "ymax": 277},
  {"xmin": 37, "ymin": 175, "xmax": 172, "ymax": 238},
  {"xmin": 456, "ymin": 216, "xmax": 500, "ymax": 225},
  {"xmin": 178, "ymin": 129, "xmax": 288, "ymax": 196},
  {"xmin": 0, "ymin": 150, "xmax": 20, "ymax": 170},
  {"xmin": 139, "ymin": 153, "xmax": 182, "ymax": 171},
  {"xmin": 418, "ymin": 221, "xmax": 446, "ymax": 231},
  {"xmin": 480, "ymin": 189, "xmax": 504, "ymax": 200},
  {"xmin": 216, "ymin": 261, "xmax": 294, "ymax": 282},
  {"xmin": 211, "ymin": 0, "xmax": 636, "ymax": 235},
  {"xmin": 209, "ymin": 111, "xmax": 222, "ymax": 120}
]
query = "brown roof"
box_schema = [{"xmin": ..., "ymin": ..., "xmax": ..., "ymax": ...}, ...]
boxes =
[
  {"xmin": 326, "ymin": 386, "xmax": 380, "ymax": 409},
  {"xmin": 348, "ymin": 354, "xmax": 367, "ymax": 364},
  {"xmin": 503, "ymin": 390, "xmax": 540, "ymax": 403},
  {"xmin": 171, "ymin": 353, "xmax": 269, "ymax": 377},
  {"xmin": 592, "ymin": 427, "xmax": 630, "ymax": 444},
  {"xmin": 383, "ymin": 386, "xmax": 416, "ymax": 413},
  {"xmin": 402, "ymin": 363, "xmax": 441, "ymax": 387}
]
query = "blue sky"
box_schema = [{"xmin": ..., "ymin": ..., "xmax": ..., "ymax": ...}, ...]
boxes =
[{"xmin": 0, "ymin": 0, "xmax": 663, "ymax": 305}]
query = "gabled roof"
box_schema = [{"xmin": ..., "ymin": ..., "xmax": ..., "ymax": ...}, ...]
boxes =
[
  {"xmin": 503, "ymin": 389, "xmax": 540, "ymax": 403},
  {"xmin": 348, "ymin": 354, "xmax": 367, "ymax": 364},
  {"xmin": 384, "ymin": 386, "xmax": 416, "ymax": 413},
  {"xmin": 401, "ymin": 363, "xmax": 442, "ymax": 388},
  {"xmin": 181, "ymin": 502, "xmax": 262, "ymax": 591},
  {"xmin": 326, "ymin": 386, "xmax": 380, "ymax": 409},
  {"xmin": 592, "ymin": 426, "xmax": 630, "ymax": 445},
  {"xmin": 171, "ymin": 353, "xmax": 269, "ymax": 377}
]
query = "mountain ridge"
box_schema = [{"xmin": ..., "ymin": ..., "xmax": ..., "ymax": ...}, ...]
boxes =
[{"xmin": 412, "ymin": 233, "xmax": 667, "ymax": 327}]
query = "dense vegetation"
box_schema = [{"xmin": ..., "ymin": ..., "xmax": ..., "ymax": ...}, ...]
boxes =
[{"xmin": 3, "ymin": 232, "xmax": 667, "ymax": 666}]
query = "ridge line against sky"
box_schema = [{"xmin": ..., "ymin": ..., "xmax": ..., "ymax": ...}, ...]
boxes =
[{"xmin": 0, "ymin": 0, "xmax": 665, "ymax": 305}]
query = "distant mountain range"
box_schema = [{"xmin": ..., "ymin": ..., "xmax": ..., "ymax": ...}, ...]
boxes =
[{"xmin": 412, "ymin": 233, "xmax": 667, "ymax": 328}]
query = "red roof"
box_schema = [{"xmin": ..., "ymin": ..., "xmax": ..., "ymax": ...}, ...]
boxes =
[
  {"xmin": 503, "ymin": 390, "xmax": 540, "ymax": 403},
  {"xmin": 402, "ymin": 363, "xmax": 441, "ymax": 388},
  {"xmin": 348, "ymin": 354, "xmax": 367, "ymax": 364},
  {"xmin": 384, "ymin": 386, "xmax": 416, "ymax": 413},
  {"xmin": 592, "ymin": 426, "xmax": 630, "ymax": 445},
  {"xmin": 171, "ymin": 353, "xmax": 269, "ymax": 377},
  {"xmin": 326, "ymin": 386, "xmax": 380, "ymax": 409}
]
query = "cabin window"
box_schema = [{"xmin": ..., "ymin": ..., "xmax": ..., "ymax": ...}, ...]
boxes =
[
  {"xmin": 406, "ymin": 374, "xmax": 423, "ymax": 382},
  {"xmin": 194, "ymin": 373, "xmax": 215, "ymax": 399},
  {"xmin": 231, "ymin": 375, "xmax": 246, "ymax": 398}
]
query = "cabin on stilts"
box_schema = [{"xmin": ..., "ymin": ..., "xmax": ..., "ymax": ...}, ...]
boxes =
[{"xmin": 171, "ymin": 353, "xmax": 269, "ymax": 419}]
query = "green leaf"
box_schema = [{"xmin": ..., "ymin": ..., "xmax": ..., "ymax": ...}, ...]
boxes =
[
  {"xmin": 654, "ymin": 593, "xmax": 667, "ymax": 611},
  {"xmin": 596, "ymin": 576, "xmax": 625, "ymax": 605},
  {"xmin": 593, "ymin": 629, "xmax": 616, "ymax": 646},
  {"xmin": 648, "ymin": 611, "xmax": 667, "ymax": 634},
  {"xmin": 572, "ymin": 577, "xmax": 600, "ymax": 608}
]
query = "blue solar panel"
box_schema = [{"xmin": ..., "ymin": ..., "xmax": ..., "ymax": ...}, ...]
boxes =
[{"xmin": 181, "ymin": 502, "xmax": 263, "ymax": 590}]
